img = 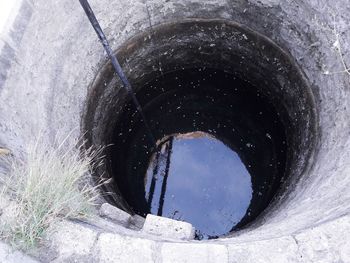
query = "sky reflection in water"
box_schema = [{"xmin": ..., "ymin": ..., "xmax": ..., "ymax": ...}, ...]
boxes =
[{"xmin": 145, "ymin": 133, "xmax": 252, "ymax": 239}]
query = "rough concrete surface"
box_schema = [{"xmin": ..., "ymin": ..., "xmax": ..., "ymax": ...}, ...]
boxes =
[
  {"xmin": 99, "ymin": 203, "xmax": 132, "ymax": 227},
  {"xmin": 48, "ymin": 221, "xmax": 98, "ymax": 262},
  {"xmin": 13, "ymin": 214, "xmax": 350, "ymax": 262},
  {"xmin": 143, "ymin": 214, "xmax": 195, "ymax": 240},
  {"xmin": 96, "ymin": 233, "xmax": 155, "ymax": 263},
  {"xmin": 0, "ymin": 0, "xmax": 350, "ymax": 262},
  {"xmin": 0, "ymin": 241, "xmax": 39, "ymax": 263}
]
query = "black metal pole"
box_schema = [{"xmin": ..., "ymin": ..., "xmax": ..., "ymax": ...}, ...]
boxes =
[
  {"xmin": 157, "ymin": 137, "xmax": 174, "ymax": 216},
  {"xmin": 79, "ymin": 0, "xmax": 157, "ymax": 147},
  {"xmin": 147, "ymin": 150, "xmax": 160, "ymax": 211}
]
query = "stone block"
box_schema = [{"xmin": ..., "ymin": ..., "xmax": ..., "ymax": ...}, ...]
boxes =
[
  {"xmin": 99, "ymin": 203, "xmax": 131, "ymax": 227},
  {"xmin": 227, "ymin": 236, "xmax": 300, "ymax": 263},
  {"xmin": 142, "ymin": 214, "xmax": 195, "ymax": 240},
  {"xmin": 95, "ymin": 233, "xmax": 155, "ymax": 263},
  {"xmin": 161, "ymin": 242, "xmax": 228, "ymax": 263},
  {"xmin": 49, "ymin": 221, "xmax": 98, "ymax": 260},
  {"xmin": 130, "ymin": 214, "xmax": 145, "ymax": 229}
]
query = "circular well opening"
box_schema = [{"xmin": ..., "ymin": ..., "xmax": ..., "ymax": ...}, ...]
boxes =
[{"xmin": 82, "ymin": 19, "xmax": 317, "ymax": 240}]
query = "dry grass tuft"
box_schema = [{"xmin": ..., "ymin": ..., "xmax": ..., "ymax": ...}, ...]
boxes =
[{"xmin": 0, "ymin": 135, "xmax": 103, "ymax": 250}]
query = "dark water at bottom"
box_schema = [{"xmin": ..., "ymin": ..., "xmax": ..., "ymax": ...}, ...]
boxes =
[
  {"xmin": 145, "ymin": 132, "xmax": 252, "ymax": 239},
  {"xmin": 111, "ymin": 68, "xmax": 287, "ymax": 239}
]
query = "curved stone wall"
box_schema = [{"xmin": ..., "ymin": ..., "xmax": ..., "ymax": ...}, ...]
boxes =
[{"xmin": 0, "ymin": 0, "xmax": 349, "ymax": 261}]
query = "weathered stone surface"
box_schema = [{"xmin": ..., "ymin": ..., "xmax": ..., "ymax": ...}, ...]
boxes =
[
  {"xmin": 49, "ymin": 221, "xmax": 98, "ymax": 261},
  {"xmin": 130, "ymin": 214, "xmax": 145, "ymax": 229},
  {"xmin": 227, "ymin": 236, "xmax": 300, "ymax": 263},
  {"xmin": 226, "ymin": 215, "xmax": 350, "ymax": 263},
  {"xmin": 95, "ymin": 233, "xmax": 155, "ymax": 263},
  {"xmin": 161, "ymin": 242, "xmax": 228, "ymax": 263},
  {"xmin": 143, "ymin": 214, "xmax": 195, "ymax": 240},
  {"xmin": 293, "ymin": 215, "xmax": 350, "ymax": 263},
  {"xmin": 0, "ymin": 0, "xmax": 33, "ymax": 90},
  {"xmin": 99, "ymin": 203, "xmax": 131, "ymax": 227},
  {"xmin": 0, "ymin": 241, "xmax": 38, "ymax": 263}
]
